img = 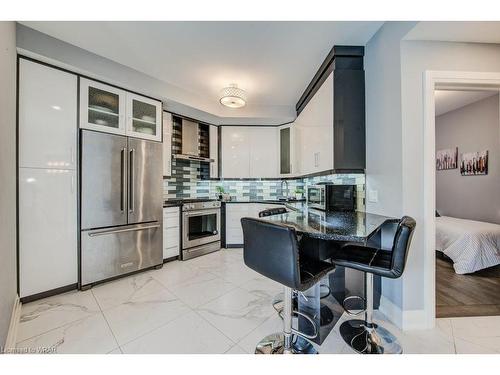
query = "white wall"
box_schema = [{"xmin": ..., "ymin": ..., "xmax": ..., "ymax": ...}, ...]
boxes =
[
  {"xmin": 400, "ymin": 41, "xmax": 500, "ymax": 315},
  {"xmin": 364, "ymin": 21, "xmax": 417, "ymax": 327},
  {"xmin": 0, "ymin": 21, "xmax": 17, "ymax": 347}
]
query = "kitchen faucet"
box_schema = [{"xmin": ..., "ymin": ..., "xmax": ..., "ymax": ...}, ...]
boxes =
[{"xmin": 280, "ymin": 180, "xmax": 289, "ymax": 200}]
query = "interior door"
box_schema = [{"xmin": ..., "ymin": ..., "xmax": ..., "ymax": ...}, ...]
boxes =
[
  {"xmin": 81, "ymin": 130, "xmax": 128, "ymax": 229},
  {"xmin": 127, "ymin": 137, "xmax": 163, "ymax": 224}
]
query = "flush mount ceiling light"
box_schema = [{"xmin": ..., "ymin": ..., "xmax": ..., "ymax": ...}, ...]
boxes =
[{"xmin": 219, "ymin": 84, "xmax": 247, "ymax": 108}]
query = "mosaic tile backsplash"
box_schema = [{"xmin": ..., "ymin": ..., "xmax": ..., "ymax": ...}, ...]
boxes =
[{"xmin": 163, "ymin": 160, "xmax": 365, "ymax": 209}]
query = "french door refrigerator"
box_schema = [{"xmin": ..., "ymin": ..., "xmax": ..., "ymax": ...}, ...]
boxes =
[{"xmin": 80, "ymin": 130, "xmax": 163, "ymax": 287}]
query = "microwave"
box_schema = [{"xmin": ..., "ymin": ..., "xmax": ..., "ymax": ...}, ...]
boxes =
[{"xmin": 307, "ymin": 184, "xmax": 357, "ymax": 211}]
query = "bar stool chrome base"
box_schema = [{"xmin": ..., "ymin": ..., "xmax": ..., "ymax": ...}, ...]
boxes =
[
  {"xmin": 255, "ymin": 333, "xmax": 318, "ymax": 354},
  {"xmin": 339, "ymin": 320, "xmax": 402, "ymax": 354}
]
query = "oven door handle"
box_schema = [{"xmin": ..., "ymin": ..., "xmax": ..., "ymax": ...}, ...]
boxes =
[{"xmin": 183, "ymin": 209, "xmax": 220, "ymax": 216}]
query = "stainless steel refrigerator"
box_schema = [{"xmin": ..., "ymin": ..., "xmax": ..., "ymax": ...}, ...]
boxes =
[{"xmin": 80, "ymin": 130, "xmax": 163, "ymax": 287}]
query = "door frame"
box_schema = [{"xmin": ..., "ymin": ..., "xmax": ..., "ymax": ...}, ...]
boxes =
[{"xmin": 423, "ymin": 70, "xmax": 500, "ymax": 326}]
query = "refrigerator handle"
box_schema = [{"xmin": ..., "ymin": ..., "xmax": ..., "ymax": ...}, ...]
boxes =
[
  {"xmin": 129, "ymin": 148, "xmax": 135, "ymax": 213},
  {"xmin": 120, "ymin": 148, "xmax": 127, "ymax": 212}
]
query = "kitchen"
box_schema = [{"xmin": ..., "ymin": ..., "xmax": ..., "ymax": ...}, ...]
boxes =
[
  {"xmin": 3, "ymin": 18, "xmax": 500, "ymax": 360},
  {"xmin": 14, "ymin": 30, "xmax": 382, "ymax": 354}
]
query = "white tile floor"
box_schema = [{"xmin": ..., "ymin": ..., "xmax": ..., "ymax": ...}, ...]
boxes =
[{"xmin": 15, "ymin": 248, "xmax": 500, "ymax": 354}]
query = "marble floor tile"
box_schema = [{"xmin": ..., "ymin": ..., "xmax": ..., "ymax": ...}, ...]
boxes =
[
  {"xmin": 92, "ymin": 273, "xmax": 168, "ymax": 311},
  {"xmin": 151, "ymin": 261, "xmax": 219, "ymax": 291},
  {"xmin": 208, "ymin": 262, "xmax": 263, "ymax": 286},
  {"xmin": 196, "ymin": 288, "xmax": 276, "ymax": 342},
  {"xmin": 454, "ymin": 336, "xmax": 500, "ymax": 354},
  {"xmin": 451, "ymin": 315, "xmax": 500, "ymax": 339},
  {"xmin": 170, "ymin": 276, "xmax": 237, "ymax": 308},
  {"xmin": 316, "ymin": 329, "xmax": 347, "ymax": 354},
  {"xmin": 121, "ymin": 311, "xmax": 233, "ymax": 354},
  {"xmin": 18, "ymin": 290, "xmax": 101, "ymax": 342},
  {"xmin": 239, "ymin": 276, "xmax": 282, "ymax": 296},
  {"xmin": 102, "ymin": 289, "xmax": 190, "ymax": 346},
  {"xmin": 237, "ymin": 314, "xmax": 283, "ymax": 353},
  {"xmin": 225, "ymin": 344, "xmax": 249, "ymax": 354},
  {"xmin": 17, "ymin": 249, "xmax": 500, "ymax": 354},
  {"xmin": 16, "ymin": 313, "xmax": 117, "ymax": 354}
]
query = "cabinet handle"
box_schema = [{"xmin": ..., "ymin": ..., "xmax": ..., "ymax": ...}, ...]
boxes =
[
  {"xmin": 71, "ymin": 147, "xmax": 75, "ymax": 165},
  {"xmin": 71, "ymin": 175, "xmax": 75, "ymax": 194}
]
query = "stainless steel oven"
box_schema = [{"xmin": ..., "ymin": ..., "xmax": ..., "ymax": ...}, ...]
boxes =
[{"xmin": 182, "ymin": 200, "xmax": 221, "ymax": 260}]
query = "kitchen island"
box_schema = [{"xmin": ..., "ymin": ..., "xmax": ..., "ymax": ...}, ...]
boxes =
[{"xmin": 233, "ymin": 199, "xmax": 396, "ymax": 348}]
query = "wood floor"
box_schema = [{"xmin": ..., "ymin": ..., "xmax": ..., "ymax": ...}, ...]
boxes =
[{"xmin": 436, "ymin": 256, "xmax": 500, "ymax": 318}]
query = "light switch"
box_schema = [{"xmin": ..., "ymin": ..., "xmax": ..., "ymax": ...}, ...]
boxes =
[{"xmin": 368, "ymin": 190, "xmax": 378, "ymax": 203}]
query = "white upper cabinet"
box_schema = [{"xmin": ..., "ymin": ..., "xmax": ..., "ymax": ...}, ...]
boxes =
[
  {"xmin": 249, "ymin": 127, "xmax": 278, "ymax": 178},
  {"xmin": 80, "ymin": 78, "xmax": 162, "ymax": 141},
  {"xmin": 209, "ymin": 125, "xmax": 219, "ymax": 178},
  {"xmin": 296, "ymin": 71, "xmax": 334, "ymax": 175},
  {"xmin": 19, "ymin": 59, "xmax": 78, "ymax": 170},
  {"xmin": 221, "ymin": 127, "xmax": 251, "ymax": 178},
  {"xmin": 80, "ymin": 78, "xmax": 126, "ymax": 135},
  {"xmin": 163, "ymin": 112, "xmax": 173, "ymax": 176},
  {"xmin": 221, "ymin": 126, "xmax": 278, "ymax": 178},
  {"xmin": 126, "ymin": 92, "xmax": 162, "ymax": 142}
]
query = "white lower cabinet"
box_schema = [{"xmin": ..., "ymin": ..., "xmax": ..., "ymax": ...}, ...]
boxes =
[
  {"xmin": 225, "ymin": 203, "xmax": 283, "ymax": 246},
  {"xmin": 19, "ymin": 168, "xmax": 78, "ymax": 298},
  {"xmin": 163, "ymin": 207, "xmax": 180, "ymax": 259}
]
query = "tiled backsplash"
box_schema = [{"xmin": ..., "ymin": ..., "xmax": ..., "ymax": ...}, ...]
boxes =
[{"xmin": 163, "ymin": 160, "xmax": 365, "ymax": 209}]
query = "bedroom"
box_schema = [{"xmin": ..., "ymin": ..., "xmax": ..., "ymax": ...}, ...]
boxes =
[{"xmin": 435, "ymin": 89, "xmax": 500, "ymax": 318}]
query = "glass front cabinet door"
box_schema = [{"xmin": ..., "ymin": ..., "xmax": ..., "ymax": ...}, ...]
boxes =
[
  {"xmin": 279, "ymin": 123, "xmax": 295, "ymax": 177},
  {"xmin": 126, "ymin": 93, "xmax": 162, "ymax": 142},
  {"xmin": 80, "ymin": 78, "xmax": 126, "ymax": 135}
]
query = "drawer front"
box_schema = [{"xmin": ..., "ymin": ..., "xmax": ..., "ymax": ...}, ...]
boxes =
[
  {"xmin": 163, "ymin": 245, "xmax": 179, "ymax": 259},
  {"xmin": 82, "ymin": 223, "xmax": 162, "ymax": 285},
  {"xmin": 164, "ymin": 215, "xmax": 179, "ymax": 229},
  {"xmin": 164, "ymin": 227, "xmax": 180, "ymax": 249}
]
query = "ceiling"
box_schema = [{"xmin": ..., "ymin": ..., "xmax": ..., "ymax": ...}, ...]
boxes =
[
  {"xmin": 435, "ymin": 90, "xmax": 498, "ymax": 116},
  {"xmin": 405, "ymin": 21, "xmax": 500, "ymax": 44},
  {"xmin": 20, "ymin": 21, "xmax": 383, "ymax": 123}
]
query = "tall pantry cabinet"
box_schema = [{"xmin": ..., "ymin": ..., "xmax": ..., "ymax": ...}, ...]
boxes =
[{"xmin": 18, "ymin": 59, "xmax": 78, "ymax": 299}]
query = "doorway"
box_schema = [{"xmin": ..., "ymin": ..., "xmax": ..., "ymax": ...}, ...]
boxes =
[{"xmin": 423, "ymin": 71, "xmax": 500, "ymax": 324}]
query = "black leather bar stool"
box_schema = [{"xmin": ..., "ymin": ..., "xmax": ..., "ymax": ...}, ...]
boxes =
[
  {"xmin": 241, "ymin": 217, "xmax": 335, "ymax": 354},
  {"xmin": 332, "ymin": 216, "xmax": 416, "ymax": 354},
  {"xmin": 258, "ymin": 207, "xmax": 332, "ymax": 311}
]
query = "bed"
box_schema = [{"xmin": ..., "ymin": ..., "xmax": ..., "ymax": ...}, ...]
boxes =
[{"xmin": 436, "ymin": 216, "xmax": 500, "ymax": 274}]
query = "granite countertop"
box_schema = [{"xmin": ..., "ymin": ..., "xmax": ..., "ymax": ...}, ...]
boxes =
[
  {"xmin": 163, "ymin": 201, "xmax": 184, "ymax": 207},
  {"xmin": 222, "ymin": 199, "xmax": 394, "ymax": 242},
  {"xmin": 260, "ymin": 206, "xmax": 396, "ymax": 243},
  {"xmin": 163, "ymin": 198, "xmax": 394, "ymax": 242}
]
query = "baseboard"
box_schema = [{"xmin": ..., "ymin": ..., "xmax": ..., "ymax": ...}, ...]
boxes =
[
  {"xmin": 4, "ymin": 295, "xmax": 21, "ymax": 352},
  {"xmin": 379, "ymin": 295, "xmax": 430, "ymax": 331},
  {"xmin": 379, "ymin": 295, "xmax": 403, "ymax": 329}
]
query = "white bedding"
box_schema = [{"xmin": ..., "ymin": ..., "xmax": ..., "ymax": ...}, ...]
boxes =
[{"xmin": 436, "ymin": 216, "xmax": 500, "ymax": 274}]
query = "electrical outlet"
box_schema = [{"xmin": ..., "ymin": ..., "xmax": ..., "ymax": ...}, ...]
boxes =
[{"xmin": 368, "ymin": 190, "xmax": 378, "ymax": 203}]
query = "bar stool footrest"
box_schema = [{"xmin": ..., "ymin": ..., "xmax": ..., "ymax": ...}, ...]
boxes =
[{"xmin": 342, "ymin": 295, "xmax": 366, "ymax": 316}]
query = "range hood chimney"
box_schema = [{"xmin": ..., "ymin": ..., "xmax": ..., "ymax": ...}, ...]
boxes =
[{"xmin": 173, "ymin": 119, "xmax": 214, "ymax": 162}]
